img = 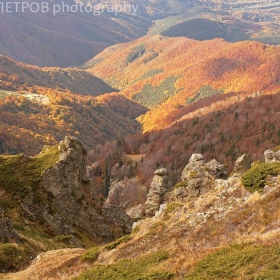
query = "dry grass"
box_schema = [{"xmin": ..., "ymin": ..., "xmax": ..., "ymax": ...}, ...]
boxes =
[
  {"xmin": 1, "ymin": 175, "xmax": 279, "ymax": 280},
  {"xmin": 0, "ymin": 248, "xmax": 87, "ymax": 280}
]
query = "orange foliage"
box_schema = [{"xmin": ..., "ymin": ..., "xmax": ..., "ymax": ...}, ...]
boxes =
[{"xmin": 88, "ymin": 35, "xmax": 280, "ymax": 132}]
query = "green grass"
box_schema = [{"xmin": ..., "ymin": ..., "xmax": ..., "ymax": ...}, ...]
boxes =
[
  {"xmin": 0, "ymin": 145, "xmax": 60, "ymax": 197},
  {"xmin": 242, "ymin": 161, "xmax": 280, "ymax": 192},
  {"xmin": 0, "ymin": 243, "xmax": 32, "ymax": 272},
  {"xmin": 104, "ymin": 235, "xmax": 131, "ymax": 250},
  {"xmin": 164, "ymin": 203, "xmax": 183, "ymax": 219},
  {"xmin": 82, "ymin": 247, "xmax": 100, "ymax": 262},
  {"xmin": 184, "ymin": 243, "xmax": 280, "ymax": 280},
  {"xmin": 53, "ymin": 235, "xmax": 73, "ymax": 244},
  {"xmin": 174, "ymin": 180, "xmax": 188, "ymax": 189},
  {"xmin": 147, "ymin": 222, "xmax": 165, "ymax": 236},
  {"xmin": 75, "ymin": 251, "xmax": 173, "ymax": 280},
  {"xmin": 132, "ymin": 225, "xmax": 141, "ymax": 234}
]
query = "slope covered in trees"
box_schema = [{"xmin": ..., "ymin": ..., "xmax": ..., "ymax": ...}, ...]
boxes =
[
  {"xmin": 87, "ymin": 35, "xmax": 280, "ymax": 132},
  {"xmin": 88, "ymin": 91, "xmax": 280, "ymax": 205},
  {"xmin": 0, "ymin": 90, "xmax": 147, "ymax": 155},
  {"xmin": 0, "ymin": 55, "xmax": 148, "ymax": 155},
  {"xmin": 0, "ymin": 0, "xmax": 150, "ymax": 67},
  {"xmin": 0, "ymin": 55, "xmax": 116, "ymax": 96}
]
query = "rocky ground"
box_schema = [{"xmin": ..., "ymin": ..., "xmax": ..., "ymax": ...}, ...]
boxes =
[{"xmin": 1, "ymin": 147, "xmax": 279, "ymax": 279}]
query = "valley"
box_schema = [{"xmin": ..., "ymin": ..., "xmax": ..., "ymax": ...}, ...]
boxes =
[{"xmin": 0, "ymin": 0, "xmax": 280, "ymax": 279}]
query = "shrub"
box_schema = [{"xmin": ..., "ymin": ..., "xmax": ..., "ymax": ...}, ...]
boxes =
[
  {"xmin": 104, "ymin": 235, "xmax": 131, "ymax": 250},
  {"xmin": 0, "ymin": 243, "xmax": 31, "ymax": 272},
  {"xmin": 184, "ymin": 243, "xmax": 280, "ymax": 280},
  {"xmin": 75, "ymin": 251, "xmax": 173, "ymax": 280},
  {"xmin": 164, "ymin": 203, "xmax": 183, "ymax": 219},
  {"xmin": 242, "ymin": 161, "xmax": 280, "ymax": 192},
  {"xmin": 174, "ymin": 180, "xmax": 188, "ymax": 189},
  {"xmin": 82, "ymin": 247, "xmax": 100, "ymax": 262}
]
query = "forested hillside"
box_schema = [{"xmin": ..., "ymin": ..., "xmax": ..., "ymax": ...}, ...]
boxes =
[{"xmin": 87, "ymin": 35, "xmax": 280, "ymax": 132}]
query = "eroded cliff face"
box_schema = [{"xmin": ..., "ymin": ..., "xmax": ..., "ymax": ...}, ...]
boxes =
[
  {"xmin": 145, "ymin": 168, "xmax": 169, "ymax": 217},
  {"xmin": 0, "ymin": 136, "xmax": 133, "ymax": 272},
  {"xmin": 22, "ymin": 136, "xmax": 132, "ymax": 243}
]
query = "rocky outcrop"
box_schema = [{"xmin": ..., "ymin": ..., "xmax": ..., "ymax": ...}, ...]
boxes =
[
  {"xmin": 145, "ymin": 168, "xmax": 169, "ymax": 217},
  {"xmin": 205, "ymin": 159, "xmax": 227, "ymax": 179},
  {"xmin": 173, "ymin": 154, "xmax": 226, "ymax": 202},
  {"xmin": 20, "ymin": 137, "xmax": 132, "ymax": 243},
  {"xmin": 106, "ymin": 179, "xmax": 148, "ymax": 214},
  {"xmin": 264, "ymin": 149, "xmax": 280, "ymax": 163},
  {"xmin": 231, "ymin": 154, "xmax": 252, "ymax": 177},
  {"xmin": 105, "ymin": 160, "xmax": 148, "ymax": 218}
]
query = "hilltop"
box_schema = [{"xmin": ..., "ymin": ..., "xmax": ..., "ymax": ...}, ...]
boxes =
[
  {"xmin": 86, "ymin": 35, "xmax": 280, "ymax": 132},
  {"xmin": 0, "ymin": 0, "xmax": 150, "ymax": 67},
  {"xmin": 0, "ymin": 55, "xmax": 115, "ymax": 96},
  {"xmin": 0, "ymin": 55, "xmax": 148, "ymax": 155}
]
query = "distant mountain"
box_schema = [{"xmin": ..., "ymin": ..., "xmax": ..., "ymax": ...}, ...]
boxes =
[
  {"xmin": 90, "ymin": 0, "xmax": 280, "ymax": 45},
  {"xmin": 0, "ymin": 55, "xmax": 148, "ymax": 155},
  {"xmin": 156, "ymin": 9, "xmax": 280, "ymax": 45},
  {"xmin": 78, "ymin": 0, "xmax": 195, "ymax": 18},
  {"xmin": 0, "ymin": 55, "xmax": 116, "ymax": 96},
  {"xmin": 1, "ymin": 0, "xmax": 279, "ymax": 67},
  {"xmin": 161, "ymin": 17, "xmax": 256, "ymax": 42},
  {"xmin": 0, "ymin": 0, "xmax": 151, "ymax": 67}
]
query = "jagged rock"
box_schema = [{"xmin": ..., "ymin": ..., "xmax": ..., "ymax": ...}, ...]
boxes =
[
  {"xmin": 264, "ymin": 150, "xmax": 274, "ymax": 162},
  {"xmin": 101, "ymin": 204, "xmax": 132, "ymax": 235},
  {"xmin": 126, "ymin": 204, "xmax": 146, "ymax": 219},
  {"xmin": 264, "ymin": 149, "xmax": 280, "ymax": 163},
  {"xmin": 205, "ymin": 159, "xmax": 227, "ymax": 179},
  {"xmin": 189, "ymin": 153, "xmax": 205, "ymax": 162},
  {"xmin": 22, "ymin": 136, "xmax": 132, "ymax": 243},
  {"xmin": 145, "ymin": 168, "xmax": 169, "ymax": 217},
  {"xmin": 174, "ymin": 154, "xmax": 226, "ymax": 202},
  {"xmin": 232, "ymin": 154, "xmax": 252, "ymax": 176},
  {"xmin": 154, "ymin": 168, "xmax": 169, "ymax": 176},
  {"xmin": 105, "ymin": 160, "xmax": 147, "ymax": 215},
  {"xmin": 181, "ymin": 153, "xmax": 205, "ymax": 181},
  {"xmin": 106, "ymin": 179, "xmax": 148, "ymax": 213},
  {"xmin": 0, "ymin": 208, "xmax": 20, "ymax": 244}
]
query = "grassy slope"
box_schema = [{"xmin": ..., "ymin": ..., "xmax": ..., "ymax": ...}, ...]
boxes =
[
  {"xmin": 1, "ymin": 152, "xmax": 279, "ymax": 278},
  {"xmin": 0, "ymin": 146, "xmax": 74, "ymax": 272},
  {"xmin": 184, "ymin": 243, "xmax": 280, "ymax": 280},
  {"xmin": 0, "ymin": 145, "xmax": 60, "ymax": 211}
]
